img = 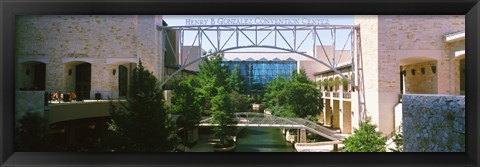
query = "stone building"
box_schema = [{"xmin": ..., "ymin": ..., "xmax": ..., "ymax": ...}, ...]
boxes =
[
  {"xmin": 314, "ymin": 15, "xmax": 465, "ymax": 136},
  {"xmin": 15, "ymin": 15, "xmax": 465, "ymax": 144},
  {"xmin": 16, "ymin": 15, "xmax": 165, "ymax": 100}
]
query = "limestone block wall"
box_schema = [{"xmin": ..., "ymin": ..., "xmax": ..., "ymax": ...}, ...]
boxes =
[
  {"xmin": 402, "ymin": 94, "xmax": 465, "ymax": 152},
  {"xmin": 447, "ymin": 40, "xmax": 465, "ymax": 95},
  {"xmin": 355, "ymin": 15, "xmax": 464, "ymax": 135},
  {"xmin": 16, "ymin": 15, "xmax": 164, "ymax": 99},
  {"xmin": 377, "ymin": 15, "xmax": 464, "ymax": 95},
  {"xmin": 404, "ymin": 60, "xmax": 438, "ymax": 94}
]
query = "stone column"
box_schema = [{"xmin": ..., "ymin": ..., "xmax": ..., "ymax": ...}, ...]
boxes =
[{"xmin": 299, "ymin": 129, "xmax": 307, "ymax": 143}]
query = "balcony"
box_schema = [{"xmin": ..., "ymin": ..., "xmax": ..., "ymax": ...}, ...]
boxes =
[
  {"xmin": 332, "ymin": 92, "xmax": 340, "ymax": 98},
  {"xmin": 324, "ymin": 92, "xmax": 331, "ymax": 97},
  {"xmin": 343, "ymin": 92, "xmax": 351, "ymax": 99}
]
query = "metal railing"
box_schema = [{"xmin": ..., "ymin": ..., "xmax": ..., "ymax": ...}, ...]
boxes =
[
  {"xmin": 199, "ymin": 112, "xmax": 345, "ymax": 141},
  {"xmin": 44, "ymin": 90, "xmax": 114, "ymax": 104}
]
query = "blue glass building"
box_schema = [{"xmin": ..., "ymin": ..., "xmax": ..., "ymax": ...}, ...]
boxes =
[{"xmin": 222, "ymin": 57, "xmax": 297, "ymax": 95}]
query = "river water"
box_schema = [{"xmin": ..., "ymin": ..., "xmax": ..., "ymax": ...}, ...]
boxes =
[{"xmin": 235, "ymin": 127, "xmax": 295, "ymax": 152}]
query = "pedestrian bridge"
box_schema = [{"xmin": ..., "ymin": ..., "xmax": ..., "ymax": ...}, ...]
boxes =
[{"xmin": 198, "ymin": 112, "xmax": 346, "ymax": 141}]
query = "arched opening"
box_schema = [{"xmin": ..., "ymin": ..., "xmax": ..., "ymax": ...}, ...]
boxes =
[
  {"xmin": 399, "ymin": 56, "xmax": 438, "ymax": 94},
  {"xmin": 334, "ymin": 77, "xmax": 341, "ymax": 92},
  {"xmin": 75, "ymin": 63, "xmax": 92, "ymax": 100},
  {"xmin": 342, "ymin": 75, "xmax": 349, "ymax": 92},
  {"xmin": 19, "ymin": 61, "xmax": 46, "ymax": 90},
  {"xmin": 65, "ymin": 61, "xmax": 92, "ymax": 100},
  {"xmin": 459, "ymin": 58, "xmax": 465, "ymax": 95},
  {"xmin": 328, "ymin": 78, "xmax": 334, "ymax": 91},
  {"xmin": 118, "ymin": 65, "xmax": 128, "ymax": 97}
]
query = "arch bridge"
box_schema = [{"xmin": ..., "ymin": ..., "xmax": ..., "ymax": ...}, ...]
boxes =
[
  {"xmin": 158, "ymin": 24, "xmax": 368, "ymax": 123},
  {"xmin": 198, "ymin": 112, "xmax": 346, "ymax": 141}
]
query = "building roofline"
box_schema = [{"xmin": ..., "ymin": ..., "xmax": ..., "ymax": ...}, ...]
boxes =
[
  {"xmin": 313, "ymin": 63, "xmax": 352, "ymax": 76},
  {"xmin": 444, "ymin": 31, "xmax": 465, "ymax": 43}
]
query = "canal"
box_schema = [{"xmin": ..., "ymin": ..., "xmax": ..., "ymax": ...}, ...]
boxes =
[{"xmin": 235, "ymin": 127, "xmax": 295, "ymax": 152}]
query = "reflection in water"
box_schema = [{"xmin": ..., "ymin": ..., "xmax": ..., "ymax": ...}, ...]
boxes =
[{"xmin": 235, "ymin": 127, "xmax": 295, "ymax": 152}]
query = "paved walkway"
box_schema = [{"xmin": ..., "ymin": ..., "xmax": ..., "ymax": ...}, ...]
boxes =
[{"xmin": 295, "ymin": 144, "xmax": 345, "ymax": 152}]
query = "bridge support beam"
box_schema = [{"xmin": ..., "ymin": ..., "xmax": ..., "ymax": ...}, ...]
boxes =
[{"xmin": 299, "ymin": 129, "xmax": 307, "ymax": 143}]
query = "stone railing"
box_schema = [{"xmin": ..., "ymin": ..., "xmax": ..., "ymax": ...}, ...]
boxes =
[{"xmin": 343, "ymin": 92, "xmax": 351, "ymax": 99}]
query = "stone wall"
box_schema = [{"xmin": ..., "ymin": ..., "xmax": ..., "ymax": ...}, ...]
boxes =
[
  {"xmin": 16, "ymin": 15, "xmax": 164, "ymax": 99},
  {"xmin": 402, "ymin": 94, "xmax": 465, "ymax": 152},
  {"xmin": 355, "ymin": 15, "xmax": 464, "ymax": 135},
  {"xmin": 404, "ymin": 60, "xmax": 438, "ymax": 94}
]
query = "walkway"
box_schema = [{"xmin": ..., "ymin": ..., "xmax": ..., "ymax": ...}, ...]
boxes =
[{"xmin": 198, "ymin": 112, "xmax": 346, "ymax": 141}]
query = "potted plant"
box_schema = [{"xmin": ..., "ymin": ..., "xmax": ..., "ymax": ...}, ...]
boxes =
[
  {"xmin": 321, "ymin": 79, "xmax": 329, "ymax": 91},
  {"xmin": 328, "ymin": 79, "xmax": 334, "ymax": 91},
  {"xmin": 334, "ymin": 79, "xmax": 342, "ymax": 91},
  {"xmin": 342, "ymin": 78, "xmax": 350, "ymax": 91},
  {"xmin": 95, "ymin": 92, "xmax": 101, "ymax": 100}
]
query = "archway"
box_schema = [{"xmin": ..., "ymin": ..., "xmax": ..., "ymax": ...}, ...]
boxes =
[
  {"xmin": 399, "ymin": 56, "xmax": 438, "ymax": 94},
  {"xmin": 19, "ymin": 61, "xmax": 46, "ymax": 90},
  {"xmin": 118, "ymin": 65, "xmax": 128, "ymax": 97},
  {"xmin": 75, "ymin": 63, "xmax": 91, "ymax": 100}
]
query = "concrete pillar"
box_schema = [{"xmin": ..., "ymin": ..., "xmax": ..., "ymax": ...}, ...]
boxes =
[
  {"xmin": 164, "ymin": 90, "xmax": 172, "ymax": 107},
  {"xmin": 299, "ymin": 129, "xmax": 307, "ymax": 143}
]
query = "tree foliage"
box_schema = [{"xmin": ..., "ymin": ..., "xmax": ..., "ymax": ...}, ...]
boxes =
[
  {"xmin": 15, "ymin": 112, "xmax": 57, "ymax": 151},
  {"xmin": 226, "ymin": 65, "xmax": 245, "ymax": 93},
  {"xmin": 170, "ymin": 76, "xmax": 202, "ymax": 130},
  {"xmin": 176, "ymin": 53, "xmax": 241, "ymax": 146},
  {"xmin": 263, "ymin": 69, "xmax": 323, "ymax": 119},
  {"xmin": 210, "ymin": 87, "xmax": 238, "ymax": 146},
  {"xmin": 342, "ymin": 117, "xmax": 386, "ymax": 152},
  {"xmin": 104, "ymin": 61, "xmax": 179, "ymax": 152},
  {"xmin": 389, "ymin": 126, "xmax": 403, "ymax": 152},
  {"xmin": 195, "ymin": 54, "xmax": 229, "ymax": 115}
]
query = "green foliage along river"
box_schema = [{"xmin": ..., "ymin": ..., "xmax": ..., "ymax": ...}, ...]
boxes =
[{"xmin": 235, "ymin": 127, "xmax": 295, "ymax": 152}]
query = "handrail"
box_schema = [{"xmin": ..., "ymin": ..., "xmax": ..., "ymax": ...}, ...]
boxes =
[{"xmin": 199, "ymin": 112, "xmax": 344, "ymax": 141}]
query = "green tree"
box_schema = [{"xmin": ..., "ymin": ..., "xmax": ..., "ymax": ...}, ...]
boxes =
[
  {"xmin": 290, "ymin": 69, "xmax": 313, "ymax": 84},
  {"xmin": 170, "ymin": 76, "xmax": 202, "ymax": 130},
  {"xmin": 263, "ymin": 70, "xmax": 323, "ymax": 119},
  {"xmin": 210, "ymin": 87, "xmax": 237, "ymax": 147},
  {"xmin": 279, "ymin": 82, "xmax": 322, "ymax": 118},
  {"xmin": 229, "ymin": 90, "xmax": 250, "ymax": 113},
  {"xmin": 195, "ymin": 54, "xmax": 229, "ymax": 115},
  {"xmin": 15, "ymin": 112, "xmax": 54, "ymax": 151},
  {"xmin": 104, "ymin": 61, "xmax": 179, "ymax": 152},
  {"xmin": 226, "ymin": 65, "xmax": 245, "ymax": 93},
  {"xmin": 389, "ymin": 126, "xmax": 403, "ymax": 152},
  {"xmin": 263, "ymin": 76, "xmax": 287, "ymax": 108},
  {"xmin": 343, "ymin": 117, "xmax": 386, "ymax": 152}
]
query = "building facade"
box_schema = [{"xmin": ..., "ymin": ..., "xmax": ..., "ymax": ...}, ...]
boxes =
[
  {"xmin": 16, "ymin": 15, "xmax": 465, "ymax": 140},
  {"xmin": 16, "ymin": 15, "xmax": 166, "ymax": 100}
]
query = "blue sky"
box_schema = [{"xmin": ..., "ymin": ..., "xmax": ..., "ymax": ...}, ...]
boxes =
[{"xmin": 163, "ymin": 15, "xmax": 354, "ymax": 52}]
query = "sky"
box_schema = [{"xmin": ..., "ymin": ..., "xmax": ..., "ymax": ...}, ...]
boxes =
[{"xmin": 162, "ymin": 15, "xmax": 355, "ymax": 53}]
